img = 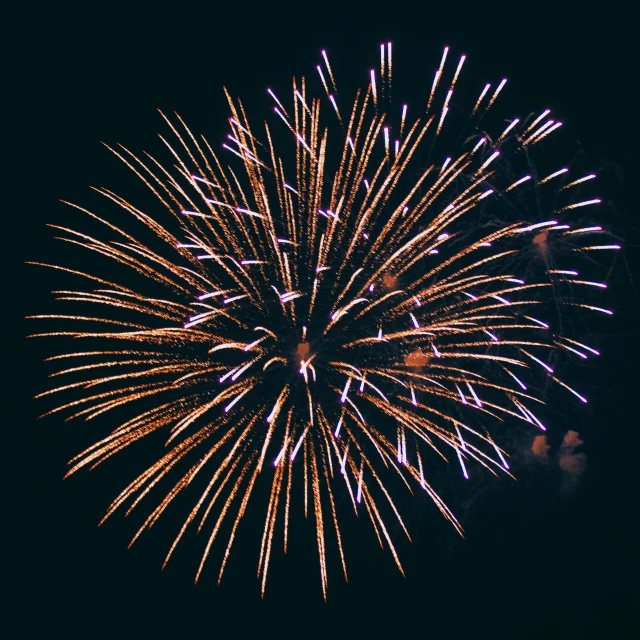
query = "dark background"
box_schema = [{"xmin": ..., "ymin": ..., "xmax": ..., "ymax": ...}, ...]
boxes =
[{"xmin": 5, "ymin": 1, "xmax": 638, "ymax": 638}]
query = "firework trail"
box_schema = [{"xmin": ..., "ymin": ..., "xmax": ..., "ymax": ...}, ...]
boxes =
[{"xmin": 30, "ymin": 44, "xmax": 618, "ymax": 598}]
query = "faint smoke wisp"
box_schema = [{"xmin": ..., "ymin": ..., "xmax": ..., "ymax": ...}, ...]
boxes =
[
  {"xmin": 531, "ymin": 434, "xmax": 550, "ymax": 459},
  {"xmin": 559, "ymin": 430, "xmax": 587, "ymax": 477}
]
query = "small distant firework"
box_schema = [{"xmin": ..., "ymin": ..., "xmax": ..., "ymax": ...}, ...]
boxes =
[{"xmin": 30, "ymin": 43, "xmax": 618, "ymax": 598}]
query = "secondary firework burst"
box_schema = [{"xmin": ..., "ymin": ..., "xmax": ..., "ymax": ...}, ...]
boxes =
[{"xmin": 30, "ymin": 43, "xmax": 618, "ymax": 598}]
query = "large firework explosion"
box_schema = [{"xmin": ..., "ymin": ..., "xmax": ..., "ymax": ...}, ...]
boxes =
[{"xmin": 31, "ymin": 44, "xmax": 617, "ymax": 598}]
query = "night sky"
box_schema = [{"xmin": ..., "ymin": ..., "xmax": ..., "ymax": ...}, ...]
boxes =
[{"xmin": 6, "ymin": 1, "xmax": 638, "ymax": 638}]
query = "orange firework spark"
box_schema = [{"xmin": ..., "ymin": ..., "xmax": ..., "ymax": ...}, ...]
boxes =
[{"xmin": 30, "ymin": 43, "xmax": 618, "ymax": 599}]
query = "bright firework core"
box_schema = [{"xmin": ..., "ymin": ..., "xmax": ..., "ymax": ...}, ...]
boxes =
[{"xmin": 31, "ymin": 43, "xmax": 617, "ymax": 599}]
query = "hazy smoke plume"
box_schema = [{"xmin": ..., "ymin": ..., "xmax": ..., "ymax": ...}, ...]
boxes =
[
  {"xmin": 531, "ymin": 434, "xmax": 550, "ymax": 459},
  {"xmin": 559, "ymin": 430, "xmax": 587, "ymax": 477}
]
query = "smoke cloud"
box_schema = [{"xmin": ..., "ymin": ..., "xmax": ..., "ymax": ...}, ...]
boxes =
[
  {"xmin": 561, "ymin": 430, "xmax": 584, "ymax": 449},
  {"xmin": 531, "ymin": 435, "xmax": 550, "ymax": 459},
  {"xmin": 404, "ymin": 349, "xmax": 431, "ymax": 368},
  {"xmin": 559, "ymin": 452, "xmax": 587, "ymax": 476},
  {"xmin": 559, "ymin": 430, "xmax": 587, "ymax": 477}
]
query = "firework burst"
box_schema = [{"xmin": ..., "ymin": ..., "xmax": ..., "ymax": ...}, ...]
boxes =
[{"xmin": 30, "ymin": 44, "xmax": 617, "ymax": 598}]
